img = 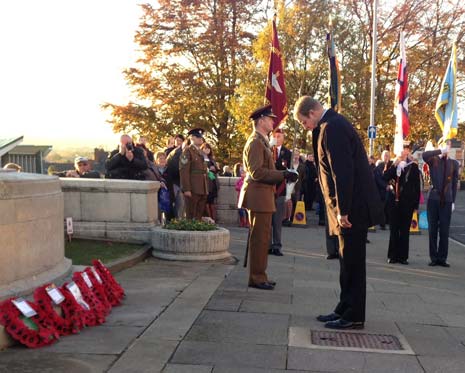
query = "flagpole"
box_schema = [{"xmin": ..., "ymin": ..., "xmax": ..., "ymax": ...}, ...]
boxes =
[{"xmin": 369, "ymin": 0, "xmax": 378, "ymax": 156}]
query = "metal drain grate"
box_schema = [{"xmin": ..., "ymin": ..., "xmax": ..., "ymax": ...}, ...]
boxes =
[{"xmin": 311, "ymin": 331, "xmax": 403, "ymax": 351}]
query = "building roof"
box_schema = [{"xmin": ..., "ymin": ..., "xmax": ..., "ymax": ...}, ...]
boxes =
[
  {"xmin": 0, "ymin": 136, "xmax": 24, "ymax": 157},
  {"xmin": 8, "ymin": 145, "xmax": 53, "ymax": 157}
]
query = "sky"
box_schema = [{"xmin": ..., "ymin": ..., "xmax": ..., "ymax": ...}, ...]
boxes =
[{"xmin": 0, "ymin": 1, "xmax": 143, "ymax": 150}]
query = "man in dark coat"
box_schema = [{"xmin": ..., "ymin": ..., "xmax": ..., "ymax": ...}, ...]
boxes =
[
  {"xmin": 54, "ymin": 156, "xmax": 100, "ymax": 179},
  {"xmin": 303, "ymin": 154, "xmax": 318, "ymax": 211},
  {"xmin": 422, "ymin": 140, "xmax": 459, "ymax": 267},
  {"xmin": 269, "ymin": 128, "xmax": 292, "ymax": 256},
  {"xmin": 165, "ymin": 135, "xmax": 186, "ymax": 219},
  {"xmin": 383, "ymin": 141, "xmax": 421, "ymax": 265},
  {"xmin": 294, "ymin": 96, "xmax": 384, "ymax": 330},
  {"xmin": 105, "ymin": 134, "xmax": 148, "ymax": 180},
  {"xmin": 374, "ymin": 150, "xmax": 394, "ymax": 229}
]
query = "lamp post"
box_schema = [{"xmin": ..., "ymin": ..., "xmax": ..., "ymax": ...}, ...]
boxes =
[{"xmin": 369, "ymin": 0, "xmax": 378, "ymax": 156}]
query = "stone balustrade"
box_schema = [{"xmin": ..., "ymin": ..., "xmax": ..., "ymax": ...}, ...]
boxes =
[
  {"xmin": 60, "ymin": 178, "xmax": 160, "ymax": 243},
  {"xmin": 217, "ymin": 176, "xmax": 240, "ymax": 225}
]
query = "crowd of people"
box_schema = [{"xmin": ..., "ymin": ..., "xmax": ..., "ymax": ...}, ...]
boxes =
[{"xmin": 4, "ymin": 94, "xmax": 460, "ymax": 333}]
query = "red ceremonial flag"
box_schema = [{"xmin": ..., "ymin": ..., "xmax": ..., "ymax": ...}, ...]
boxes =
[{"xmin": 265, "ymin": 18, "xmax": 288, "ymax": 129}]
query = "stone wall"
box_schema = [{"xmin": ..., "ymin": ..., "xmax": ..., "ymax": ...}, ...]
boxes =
[
  {"xmin": 217, "ymin": 177, "xmax": 240, "ymax": 225},
  {"xmin": 60, "ymin": 178, "xmax": 160, "ymax": 243},
  {"xmin": 0, "ymin": 172, "xmax": 71, "ymax": 299}
]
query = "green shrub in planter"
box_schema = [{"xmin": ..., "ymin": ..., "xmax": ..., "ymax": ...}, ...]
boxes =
[{"xmin": 164, "ymin": 219, "xmax": 218, "ymax": 231}]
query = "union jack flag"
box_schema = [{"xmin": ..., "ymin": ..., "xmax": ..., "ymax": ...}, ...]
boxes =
[{"xmin": 393, "ymin": 32, "xmax": 409, "ymax": 156}]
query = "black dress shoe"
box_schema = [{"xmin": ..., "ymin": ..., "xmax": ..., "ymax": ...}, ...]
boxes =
[
  {"xmin": 366, "ymin": 239, "xmax": 370, "ymax": 243},
  {"xmin": 267, "ymin": 280, "xmax": 276, "ymax": 286},
  {"xmin": 387, "ymin": 258, "xmax": 397, "ymax": 264},
  {"xmin": 316, "ymin": 312, "xmax": 340, "ymax": 322},
  {"xmin": 326, "ymin": 254, "xmax": 339, "ymax": 260},
  {"xmin": 274, "ymin": 249, "xmax": 284, "ymax": 256},
  {"xmin": 249, "ymin": 282, "xmax": 274, "ymax": 290},
  {"xmin": 324, "ymin": 319, "xmax": 364, "ymax": 330},
  {"xmin": 399, "ymin": 260, "xmax": 409, "ymax": 265},
  {"xmin": 428, "ymin": 261, "xmax": 437, "ymax": 266},
  {"xmin": 437, "ymin": 261, "xmax": 450, "ymax": 267}
]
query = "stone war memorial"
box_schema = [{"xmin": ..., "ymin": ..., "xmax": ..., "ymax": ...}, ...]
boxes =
[{"xmin": 0, "ymin": 171, "xmax": 235, "ymax": 350}]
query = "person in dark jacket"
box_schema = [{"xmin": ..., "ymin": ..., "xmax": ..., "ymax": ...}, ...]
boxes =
[
  {"xmin": 294, "ymin": 96, "xmax": 384, "ymax": 330},
  {"xmin": 422, "ymin": 140, "xmax": 459, "ymax": 267},
  {"xmin": 165, "ymin": 137, "xmax": 186, "ymax": 219},
  {"xmin": 383, "ymin": 141, "xmax": 421, "ymax": 265},
  {"xmin": 374, "ymin": 150, "xmax": 394, "ymax": 229},
  {"xmin": 105, "ymin": 134, "xmax": 148, "ymax": 180},
  {"xmin": 54, "ymin": 156, "xmax": 100, "ymax": 178},
  {"xmin": 269, "ymin": 128, "xmax": 292, "ymax": 256},
  {"xmin": 303, "ymin": 153, "xmax": 318, "ymax": 211}
]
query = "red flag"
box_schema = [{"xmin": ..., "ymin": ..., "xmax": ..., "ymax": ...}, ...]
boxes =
[{"xmin": 265, "ymin": 18, "xmax": 287, "ymax": 129}]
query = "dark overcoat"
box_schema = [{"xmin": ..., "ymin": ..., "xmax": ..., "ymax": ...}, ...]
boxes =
[{"xmin": 317, "ymin": 109, "xmax": 384, "ymax": 235}]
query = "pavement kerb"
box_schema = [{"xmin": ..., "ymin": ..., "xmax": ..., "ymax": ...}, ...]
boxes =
[{"xmin": 0, "ymin": 243, "xmax": 153, "ymax": 351}]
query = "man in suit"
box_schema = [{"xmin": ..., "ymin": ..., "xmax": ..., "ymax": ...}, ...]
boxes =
[
  {"xmin": 383, "ymin": 141, "xmax": 421, "ymax": 265},
  {"xmin": 294, "ymin": 97, "xmax": 383, "ymax": 329},
  {"xmin": 179, "ymin": 128, "xmax": 208, "ymax": 220},
  {"xmin": 422, "ymin": 140, "xmax": 459, "ymax": 267},
  {"xmin": 238, "ymin": 104, "xmax": 297, "ymax": 290},
  {"xmin": 270, "ymin": 128, "xmax": 292, "ymax": 255}
]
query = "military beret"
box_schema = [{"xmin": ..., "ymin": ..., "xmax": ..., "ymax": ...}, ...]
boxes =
[
  {"xmin": 249, "ymin": 104, "xmax": 277, "ymax": 120},
  {"xmin": 187, "ymin": 128, "xmax": 205, "ymax": 138}
]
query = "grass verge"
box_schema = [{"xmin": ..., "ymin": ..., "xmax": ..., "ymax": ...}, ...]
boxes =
[{"xmin": 65, "ymin": 239, "xmax": 144, "ymax": 265}]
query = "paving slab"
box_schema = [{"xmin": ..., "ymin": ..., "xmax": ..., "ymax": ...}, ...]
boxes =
[
  {"xmin": 418, "ymin": 355, "xmax": 465, "ymax": 373},
  {"xmin": 43, "ymin": 325, "xmax": 144, "ymax": 355},
  {"xmin": 108, "ymin": 340, "xmax": 178, "ymax": 373},
  {"xmin": 163, "ymin": 363, "xmax": 213, "ymax": 373},
  {"xmin": 171, "ymin": 341, "xmax": 287, "ymax": 370},
  {"xmin": 0, "ymin": 351, "xmax": 115, "ymax": 373},
  {"xmin": 396, "ymin": 322, "xmax": 465, "ymax": 357},
  {"xmin": 185, "ymin": 310, "xmax": 289, "ymax": 345}
]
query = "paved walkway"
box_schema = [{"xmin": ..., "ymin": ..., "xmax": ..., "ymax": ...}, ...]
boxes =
[{"xmin": 1, "ymin": 193, "xmax": 465, "ymax": 372}]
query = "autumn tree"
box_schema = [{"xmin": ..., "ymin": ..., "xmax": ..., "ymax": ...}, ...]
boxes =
[
  {"xmin": 102, "ymin": 0, "xmax": 264, "ymax": 162},
  {"xmin": 336, "ymin": 0, "xmax": 465, "ymax": 151},
  {"xmin": 232, "ymin": 0, "xmax": 464, "ymax": 154},
  {"xmin": 230, "ymin": 0, "xmax": 331, "ymax": 152}
]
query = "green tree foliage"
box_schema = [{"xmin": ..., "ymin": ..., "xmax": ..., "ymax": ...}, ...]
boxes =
[{"xmin": 102, "ymin": 0, "xmax": 264, "ymax": 161}]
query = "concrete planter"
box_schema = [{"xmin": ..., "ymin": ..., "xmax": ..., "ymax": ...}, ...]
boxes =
[{"xmin": 151, "ymin": 226, "xmax": 231, "ymax": 261}]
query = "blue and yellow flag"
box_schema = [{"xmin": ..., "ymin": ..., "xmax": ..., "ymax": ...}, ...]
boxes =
[{"xmin": 435, "ymin": 42, "xmax": 457, "ymax": 142}]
